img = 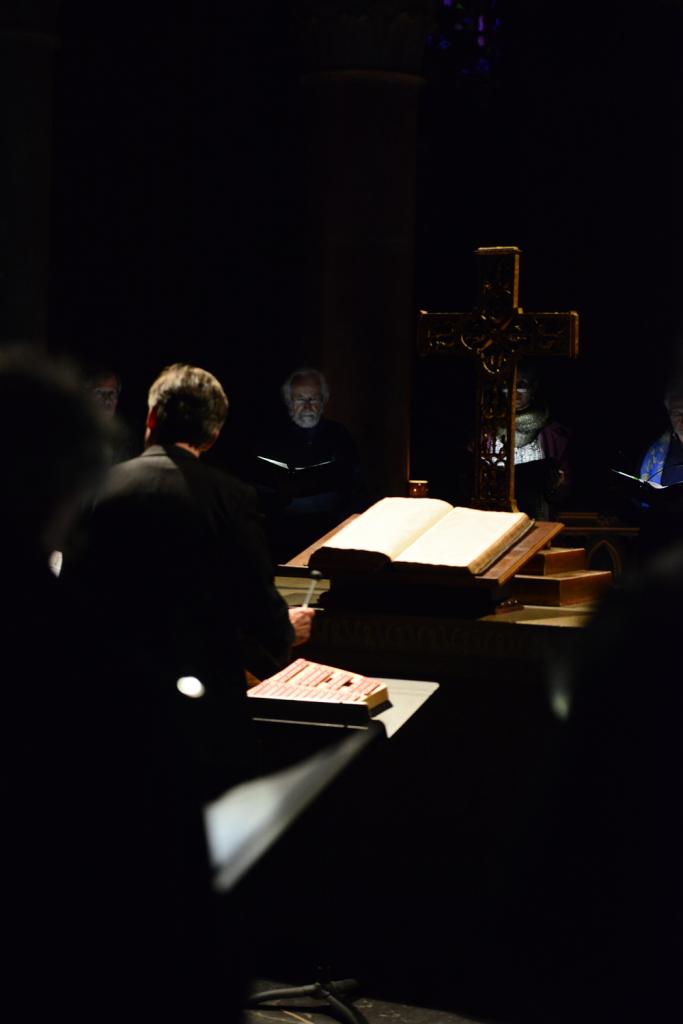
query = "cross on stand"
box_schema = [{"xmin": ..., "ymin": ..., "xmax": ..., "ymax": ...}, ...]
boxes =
[{"xmin": 417, "ymin": 246, "xmax": 579, "ymax": 513}]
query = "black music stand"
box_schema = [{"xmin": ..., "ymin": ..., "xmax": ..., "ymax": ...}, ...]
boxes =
[
  {"xmin": 205, "ymin": 725, "xmax": 379, "ymax": 1022},
  {"xmin": 204, "ymin": 679, "xmax": 439, "ymax": 1022},
  {"xmin": 247, "ymin": 977, "xmax": 367, "ymax": 1023}
]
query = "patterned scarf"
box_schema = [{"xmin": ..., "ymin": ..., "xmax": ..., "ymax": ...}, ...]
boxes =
[{"xmin": 515, "ymin": 406, "xmax": 549, "ymax": 447}]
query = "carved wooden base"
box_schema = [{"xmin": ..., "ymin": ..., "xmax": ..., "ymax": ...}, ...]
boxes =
[{"xmin": 301, "ymin": 604, "xmax": 593, "ymax": 683}]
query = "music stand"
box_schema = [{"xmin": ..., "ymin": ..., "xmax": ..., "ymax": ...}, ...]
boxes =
[{"xmin": 204, "ymin": 679, "xmax": 439, "ymax": 1022}]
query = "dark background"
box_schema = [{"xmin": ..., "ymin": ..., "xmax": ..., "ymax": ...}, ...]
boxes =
[
  {"xmin": 412, "ymin": 0, "xmax": 683, "ymax": 506},
  {"xmin": 48, "ymin": 1, "xmax": 683, "ymax": 504}
]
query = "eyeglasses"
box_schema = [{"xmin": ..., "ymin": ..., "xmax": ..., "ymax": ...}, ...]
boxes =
[{"xmin": 92, "ymin": 387, "xmax": 120, "ymax": 402}]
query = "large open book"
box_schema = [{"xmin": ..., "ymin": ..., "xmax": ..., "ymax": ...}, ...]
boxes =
[{"xmin": 308, "ymin": 497, "xmax": 532, "ymax": 577}]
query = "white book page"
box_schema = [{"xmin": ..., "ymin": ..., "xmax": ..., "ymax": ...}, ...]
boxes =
[
  {"xmin": 324, "ymin": 497, "xmax": 453, "ymax": 560},
  {"xmin": 395, "ymin": 506, "xmax": 529, "ymax": 570}
]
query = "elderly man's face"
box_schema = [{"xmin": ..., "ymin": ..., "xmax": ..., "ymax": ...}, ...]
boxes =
[
  {"xmin": 89, "ymin": 374, "xmax": 120, "ymax": 418},
  {"xmin": 288, "ymin": 375, "xmax": 325, "ymax": 428},
  {"xmin": 666, "ymin": 391, "xmax": 683, "ymax": 441}
]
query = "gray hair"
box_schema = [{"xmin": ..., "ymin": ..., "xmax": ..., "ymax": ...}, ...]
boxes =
[
  {"xmin": 148, "ymin": 363, "xmax": 228, "ymax": 446},
  {"xmin": 281, "ymin": 367, "xmax": 330, "ymax": 408}
]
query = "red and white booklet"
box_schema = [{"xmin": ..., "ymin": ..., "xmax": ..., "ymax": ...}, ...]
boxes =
[{"xmin": 246, "ymin": 657, "xmax": 390, "ymax": 721}]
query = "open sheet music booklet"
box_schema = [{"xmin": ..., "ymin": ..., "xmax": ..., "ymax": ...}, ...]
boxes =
[
  {"xmin": 256, "ymin": 455, "xmax": 336, "ymax": 473},
  {"xmin": 611, "ymin": 469, "xmax": 683, "ymax": 501},
  {"xmin": 308, "ymin": 497, "xmax": 532, "ymax": 577}
]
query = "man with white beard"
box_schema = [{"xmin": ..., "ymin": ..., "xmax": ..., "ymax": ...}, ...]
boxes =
[{"xmin": 252, "ymin": 367, "xmax": 363, "ymax": 561}]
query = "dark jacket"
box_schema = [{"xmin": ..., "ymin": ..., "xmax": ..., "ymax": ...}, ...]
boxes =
[
  {"xmin": 251, "ymin": 417, "xmax": 363, "ymax": 561},
  {"xmin": 1, "ymin": 544, "xmax": 227, "ymax": 1013},
  {"xmin": 64, "ymin": 443, "xmax": 294, "ymax": 797},
  {"xmin": 58, "ymin": 444, "xmax": 295, "ymax": 1011}
]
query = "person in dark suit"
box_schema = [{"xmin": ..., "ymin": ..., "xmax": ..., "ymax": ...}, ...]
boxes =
[
  {"xmin": 250, "ymin": 367, "xmax": 364, "ymax": 562},
  {"xmin": 66, "ymin": 362, "xmax": 312, "ymax": 795},
  {"xmin": 63, "ymin": 363, "xmax": 314, "ymax": 1014},
  {"xmin": 636, "ymin": 374, "xmax": 683, "ymax": 565}
]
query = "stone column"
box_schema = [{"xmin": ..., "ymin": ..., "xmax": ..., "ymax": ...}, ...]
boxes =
[
  {"xmin": 294, "ymin": 0, "xmax": 434, "ymax": 501},
  {"xmin": 0, "ymin": 2, "xmax": 60, "ymax": 343}
]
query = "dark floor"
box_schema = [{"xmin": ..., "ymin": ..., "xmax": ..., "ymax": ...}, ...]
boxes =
[{"xmin": 245, "ymin": 979, "xmax": 486, "ymax": 1023}]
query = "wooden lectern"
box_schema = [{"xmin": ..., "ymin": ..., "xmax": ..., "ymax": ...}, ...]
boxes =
[{"xmin": 275, "ymin": 245, "xmax": 611, "ymax": 679}]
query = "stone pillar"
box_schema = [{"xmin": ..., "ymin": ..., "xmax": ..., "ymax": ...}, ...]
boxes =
[
  {"xmin": 0, "ymin": 2, "xmax": 60, "ymax": 343},
  {"xmin": 294, "ymin": 0, "xmax": 434, "ymax": 500}
]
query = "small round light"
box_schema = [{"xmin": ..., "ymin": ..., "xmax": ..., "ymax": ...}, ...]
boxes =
[{"xmin": 176, "ymin": 676, "xmax": 205, "ymax": 699}]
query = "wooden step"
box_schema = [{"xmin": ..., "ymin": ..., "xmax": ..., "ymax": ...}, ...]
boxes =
[
  {"xmin": 523, "ymin": 546, "xmax": 586, "ymax": 575},
  {"xmin": 511, "ymin": 569, "xmax": 613, "ymax": 606}
]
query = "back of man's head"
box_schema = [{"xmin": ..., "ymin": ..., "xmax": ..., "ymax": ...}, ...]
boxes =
[
  {"xmin": 147, "ymin": 364, "xmax": 228, "ymax": 447},
  {"xmin": 0, "ymin": 345, "xmax": 112, "ymax": 552}
]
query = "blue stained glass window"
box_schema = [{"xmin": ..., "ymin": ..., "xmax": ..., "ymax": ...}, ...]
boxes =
[{"xmin": 425, "ymin": 0, "xmax": 501, "ymax": 79}]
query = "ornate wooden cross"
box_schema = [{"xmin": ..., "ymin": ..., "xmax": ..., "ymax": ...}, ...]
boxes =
[{"xmin": 417, "ymin": 246, "xmax": 579, "ymax": 512}]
